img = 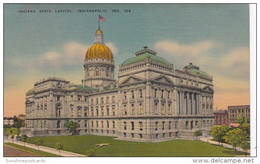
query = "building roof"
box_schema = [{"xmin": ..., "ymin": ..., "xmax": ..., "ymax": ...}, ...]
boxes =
[
  {"xmin": 74, "ymin": 85, "xmax": 97, "ymax": 92},
  {"xmin": 183, "ymin": 63, "xmax": 212, "ymax": 80},
  {"xmin": 85, "ymin": 43, "xmax": 113, "ymax": 60},
  {"xmin": 26, "ymin": 89, "xmax": 34, "ymax": 96},
  {"xmin": 214, "ymin": 110, "xmax": 228, "ymax": 114},
  {"xmin": 121, "ymin": 48, "xmax": 171, "ymax": 66}
]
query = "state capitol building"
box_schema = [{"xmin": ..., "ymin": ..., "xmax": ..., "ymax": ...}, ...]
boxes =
[{"xmin": 22, "ymin": 27, "xmax": 214, "ymax": 141}]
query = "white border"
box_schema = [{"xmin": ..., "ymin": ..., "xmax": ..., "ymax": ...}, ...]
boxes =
[{"xmin": 0, "ymin": 1, "xmax": 258, "ymax": 164}]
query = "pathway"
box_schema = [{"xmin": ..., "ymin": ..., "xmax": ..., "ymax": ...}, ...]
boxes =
[{"xmin": 200, "ymin": 137, "xmax": 250, "ymax": 154}]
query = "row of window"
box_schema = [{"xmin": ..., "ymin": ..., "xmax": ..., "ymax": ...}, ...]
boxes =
[
  {"xmin": 123, "ymin": 89, "xmax": 143, "ymax": 99},
  {"xmin": 90, "ymin": 96, "xmax": 116, "ymax": 105},
  {"xmin": 89, "ymin": 106, "xmax": 116, "ymax": 116},
  {"xmin": 90, "ymin": 120, "xmax": 116, "ymax": 129}
]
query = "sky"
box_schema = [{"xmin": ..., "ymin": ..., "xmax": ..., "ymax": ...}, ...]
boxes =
[{"xmin": 3, "ymin": 4, "xmax": 250, "ymax": 117}]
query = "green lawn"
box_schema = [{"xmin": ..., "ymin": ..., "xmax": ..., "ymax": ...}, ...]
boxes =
[
  {"xmin": 27, "ymin": 135, "xmax": 245, "ymax": 157},
  {"xmin": 5, "ymin": 143, "xmax": 60, "ymax": 157}
]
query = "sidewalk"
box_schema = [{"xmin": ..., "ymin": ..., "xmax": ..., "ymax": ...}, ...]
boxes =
[
  {"xmin": 4, "ymin": 139, "xmax": 85, "ymax": 157},
  {"xmin": 200, "ymin": 137, "xmax": 250, "ymax": 154}
]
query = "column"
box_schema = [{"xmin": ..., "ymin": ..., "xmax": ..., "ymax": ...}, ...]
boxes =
[
  {"xmin": 192, "ymin": 93, "xmax": 196, "ymax": 115},
  {"xmin": 187, "ymin": 92, "xmax": 191, "ymax": 115}
]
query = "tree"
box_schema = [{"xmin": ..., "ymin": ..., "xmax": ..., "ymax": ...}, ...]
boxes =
[
  {"xmin": 36, "ymin": 138, "xmax": 43, "ymax": 151},
  {"xmin": 210, "ymin": 125, "xmax": 229, "ymax": 145},
  {"xmin": 194, "ymin": 130, "xmax": 202, "ymax": 140},
  {"xmin": 224, "ymin": 128, "xmax": 247, "ymax": 151},
  {"xmin": 11, "ymin": 135, "xmax": 14, "ymax": 143},
  {"xmin": 85, "ymin": 149, "xmax": 96, "ymax": 157},
  {"xmin": 65, "ymin": 121, "xmax": 79, "ymax": 135},
  {"xmin": 55, "ymin": 142, "xmax": 63, "ymax": 155},
  {"xmin": 240, "ymin": 141, "xmax": 250, "ymax": 156},
  {"xmin": 20, "ymin": 134, "xmax": 28, "ymax": 147}
]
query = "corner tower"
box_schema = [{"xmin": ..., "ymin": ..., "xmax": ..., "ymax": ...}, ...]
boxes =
[{"xmin": 82, "ymin": 28, "xmax": 116, "ymax": 89}]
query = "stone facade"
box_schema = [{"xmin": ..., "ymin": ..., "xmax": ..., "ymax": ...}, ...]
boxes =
[{"xmin": 22, "ymin": 28, "xmax": 214, "ymax": 142}]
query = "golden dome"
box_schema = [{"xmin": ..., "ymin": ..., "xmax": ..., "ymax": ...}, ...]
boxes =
[
  {"xmin": 85, "ymin": 43, "xmax": 113, "ymax": 60},
  {"xmin": 96, "ymin": 29, "xmax": 102, "ymax": 34}
]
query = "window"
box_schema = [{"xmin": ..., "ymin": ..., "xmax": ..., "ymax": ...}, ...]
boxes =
[
  {"xmin": 56, "ymin": 104, "xmax": 62, "ymax": 117},
  {"xmin": 124, "ymin": 133, "xmax": 126, "ymax": 137},
  {"xmin": 124, "ymin": 104, "xmax": 127, "ymax": 115},
  {"xmin": 96, "ymin": 108, "xmax": 99, "ymax": 116},
  {"xmin": 101, "ymin": 121, "xmax": 104, "ymax": 128},
  {"xmin": 91, "ymin": 107, "xmax": 94, "ymax": 116},
  {"xmin": 77, "ymin": 95, "xmax": 81, "ymax": 101},
  {"xmin": 96, "ymin": 98, "xmax": 99, "ymax": 104},
  {"xmin": 139, "ymin": 134, "xmax": 143, "ymax": 139},
  {"xmin": 112, "ymin": 106, "xmax": 115, "ymax": 115},
  {"xmin": 155, "ymin": 89, "xmax": 157, "ymax": 97},
  {"xmin": 167, "ymin": 91, "xmax": 170, "ymax": 99},
  {"xmin": 84, "ymin": 107, "xmax": 88, "ymax": 117},
  {"xmin": 139, "ymin": 89, "xmax": 143, "ymax": 98},
  {"xmin": 124, "ymin": 91, "xmax": 127, "ymax": 99},
  {"xmin": 106, "ymin": 68, "xmax": 109, "ymax": 77},
  {"xmin": 96, "ymin": 121, "xmax": 99, "ymax": 128},
  {"xmin": 57, "ymin": 96, "xmax": 60, "ymax": 101},
  {"xmin": 101, "ymin": 97, "xmax": 104, "ymax": 104},
  {"xmin": 155, "ymin": 121, "xmax": 158, "ymax": 131},
  {"xmin": 139, "ymin": 122, "xmax": 143, "ymax": 131},
  {"xmin": 91, "ymin": 121, "xmax": 93, "ymax": 127},
  {"xmin": 57, "ymin": 120, "xmax": 61, "ymax": 128},
  {"xmin": 44, "ymin": 104, "xmax": 47, "ymax": 110},
  {"xmin": 139, "ymin": 103, "xmax": 143, "ymax": 115},
  {"xmin": 131, "ymin": 90, "xmax": 135, "ymax": 99},
  {"xmin": 131, "ymin": 104, "xmax": 135, "ymax": 115},
  {"xmin": 124, "ymin": 122, "xmax": 127, "ymax": 130},
  {"xmin": 161, "ymin": 90, "xmax": 164, "ymax": 98},
  {"xmin": 167, "ymin": 104, "xmax": 171, "ymax": 114},
  {"xmin": 106, "ymin": 107, "xmax": 109, "ymax": 116},
  {"xmin": 107, "ymin": 121, "xmax": 109, "ymax": 128},
  {"xmin": 169, "ymin": 121, "xmax": 172, "ymax": 130},
  {"xmin": 113, "ymin": 121, "xmax": 115, "ymax": 128},
  {"xmin": 106, "ymin": 97, "xmax": 109, "ymax": 103},
  {"xmin": 95, "ymin": 68, "xmax": 99, "ymax": 76},
  {"xmin": 101, "ymin": 106, "xmax": 104, "ymax": 116},
  {"xmin": 175, "ymin": 121, "xmax": 178, "ymax": 129},
  {"xmin": 112, "ymin": 96, "xmax": 115, "ymax": 103},
  {"xmin": 162, "ymin": 121, "xmax": 165, "ymax": 130},
  {"xmin": 154, "ymin": 103, "xmax": 158, "ymax": 115},
  {"xmin": 161, "ymin": 103, "xmax": 165, "ymax": 115},
  {"xmin": 131, "ymin": 122, "xmax": 134, "ymax": 130},
  {"xmin": 186, "ymin": 121, "xmax": 189, "ymax": 129},
  {"xmin": 84, "ymin": 96, "xmax": 87, "ymax": 102},
  {"xmin": 77, "ymin": 106, "xmax": 82, "ymax": 117},
  {"xmin": 131, "ymin": 133, "xmax": 134, "ymax": 138}
]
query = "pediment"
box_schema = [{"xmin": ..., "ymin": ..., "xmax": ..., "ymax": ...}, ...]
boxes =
[
  {"xmin": 120, "ymin": 76, "xmax": 144, "ymax": 86},
  {"xmin": 202, "ymin": 86, "xmax": 214, "ymax": 93},
  {"xmin": 151, "ymin": 75, "xmax": 174, "ymax": 85}
]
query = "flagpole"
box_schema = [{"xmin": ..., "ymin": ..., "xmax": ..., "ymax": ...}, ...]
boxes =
[{"xmin": 98, "ymin": 15, "xmax": 100, "ymax": 30}]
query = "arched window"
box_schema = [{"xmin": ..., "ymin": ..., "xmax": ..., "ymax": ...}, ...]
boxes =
[
  {"xmin": 161, "ymin": 90, "xmax": 164, "ymax": 98},
  {"xmin": 101, "ymin": 121, "xmax": 104, "ymax": 128},
  {"xmin": 107, "ymin": 121, "xmax": 109, "ymax": 128}
]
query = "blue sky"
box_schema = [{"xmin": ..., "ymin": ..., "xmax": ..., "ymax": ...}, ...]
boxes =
[{"xmin": 4, "ymin": 4, "xmax": 250, "ymax": 116}]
